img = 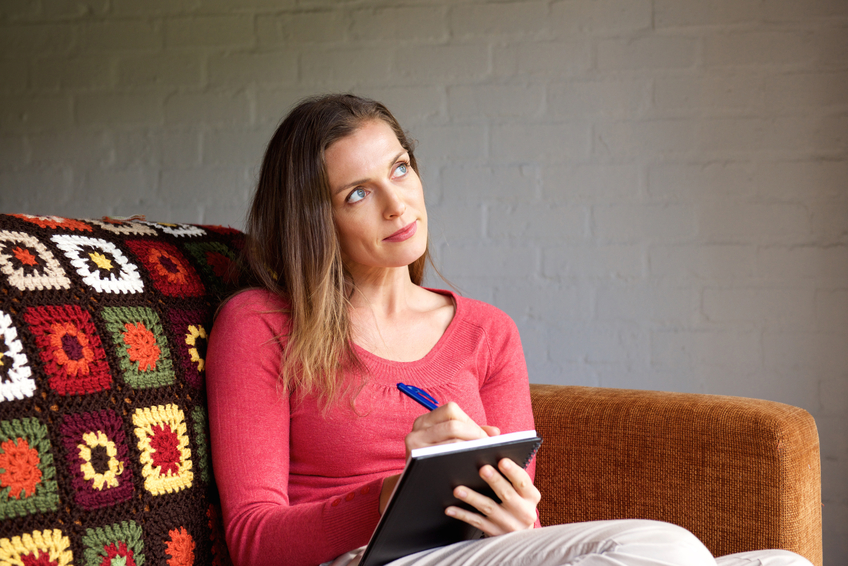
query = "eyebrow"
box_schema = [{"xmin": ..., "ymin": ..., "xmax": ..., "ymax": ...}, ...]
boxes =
[{"xmin": 333, "ymin": 150, "xmax": 407, "ymax": 196}]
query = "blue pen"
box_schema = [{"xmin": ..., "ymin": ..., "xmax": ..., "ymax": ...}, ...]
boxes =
[{"xmin": 397, "ymin": 383, "xmax": 439, "ymax": 411}]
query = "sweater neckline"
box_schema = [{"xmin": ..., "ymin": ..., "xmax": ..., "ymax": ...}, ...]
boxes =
[{"xmin": 351, "ymin": 288, "xmax": 460, "ymax": 375}]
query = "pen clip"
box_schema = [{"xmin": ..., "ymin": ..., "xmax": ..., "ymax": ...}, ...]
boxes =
[{"xmin": 397, "ymin": 383, "xmax": 439, "ymax": 410}]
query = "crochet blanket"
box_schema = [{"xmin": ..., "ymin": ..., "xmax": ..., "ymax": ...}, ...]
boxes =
[{"xmin": 0, "ymin": 213, "xmax": 241, "ymax": 566}]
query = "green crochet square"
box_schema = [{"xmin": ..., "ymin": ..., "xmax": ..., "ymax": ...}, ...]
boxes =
[
  {"xmin": 82, "ymin": 519, "xmax": 145, "ymax": 566},
  {"xmin": 191, "ymin": 406, "xmax": 211, "ymax": 483},
  {"xmin": 102, "ymin": 306, "xmax": 175, "ymax": 389},
  {"xmin": 0, "ymin": 417, "xmax": 60, "ymax": 520}
]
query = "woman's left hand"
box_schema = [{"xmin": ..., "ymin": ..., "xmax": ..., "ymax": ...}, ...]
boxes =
[{"xmin": 444, "ymin": 457, "xmax": 540, "ymax": 536}]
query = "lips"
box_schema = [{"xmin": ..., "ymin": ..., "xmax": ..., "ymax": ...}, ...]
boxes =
[{"xmin": 384, "ymin": 221, "xmax": 417, "ymax": 242}]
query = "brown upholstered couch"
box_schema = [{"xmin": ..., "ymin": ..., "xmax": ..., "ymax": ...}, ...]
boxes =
[
  {"xmin": 530, "ymin": 384, "xmax": 822, "ymax": 565},
  {"xmin": 0, "ymin": 214, "xmax": 821, "ymax": 565}
]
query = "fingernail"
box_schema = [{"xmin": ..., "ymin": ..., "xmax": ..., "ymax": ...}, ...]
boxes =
[
  {"xmin": 446, "ymin": 508, "xmax": 457, "ymax": 517},
  {"xmin": 456, "ymin": 488, "xmax": 467, "ymax": 498},
  {"xmin": 481, "ymin": 466, "xmax": 493, "ymax": 478},
  {"xmin": 501, "ymin": 459, "xmax": 513, "ymax": 470}
]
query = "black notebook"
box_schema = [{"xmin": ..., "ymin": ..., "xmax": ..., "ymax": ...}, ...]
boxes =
[{"xmin": 359, "ymin": 430, "xmax": 543, "ymax": 566}]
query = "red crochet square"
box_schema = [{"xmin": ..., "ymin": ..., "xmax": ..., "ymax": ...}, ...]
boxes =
[
  {"xmin": 124, "ymin": 240, "xmax": 204, "ymax": 297},
  {"xmin": 23, "ymin": 305, "xmax": 112, "ymax": 396}
]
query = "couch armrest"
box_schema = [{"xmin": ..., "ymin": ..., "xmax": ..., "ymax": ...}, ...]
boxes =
[{"xmin": 529, "ymin": 384, "xmax": 822, "ymax": 566}]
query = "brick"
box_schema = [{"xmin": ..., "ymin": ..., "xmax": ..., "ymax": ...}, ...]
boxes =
[
  {"xmin": 494, "ymin": 283, "xmax": 591, "ymax": 324},
  {"xmin": 394, "ymin": 44, "xmax": 489, "ymax": 82},
  {"xmin": 0, "ymin": 135, "xmax": 25, "ymax": 167},
  {"xmin": 301, "ymin": 47, "xmax": 392, "ymax": 85},
  {"xmin": 487, "ymin": 203, "xmax": 586, "ymax": 242},
  {"xmin": 450, "ymin": 1, "xmax": 547, "ymax": 38},
  {"xmin": 164, "ymin": 92, "xmax": 249, "ymax": 126},
  {"xmin": 817, "ymin": 27, "xmax": 848, "ymax": 70},
  {"xmin": 202, "ymin": 129, "xmax": 269, "ymax": 166},
  {"xmin": 258, "ymin": 11, "xmax": 348, "ymax": 45},
  {"xmin": 548, "ymin": 79, "xmax": 651, "ymax": 119},
  {"xmin": 209, "ymin": 51, "xmax": 297, "ymax": 87},
  {"xmin": 491, "ymin": 122, "xmax": 591, "ymax": 163},
  {"xmin": 0, "ymin": 96, "xmax": 73, "ymax": 133},
  {"xmin": 703, "ymin": 287, "xmax": 816, "ymax": 328},
  {"xmin": 593, "ymin": 203, "xmax": 695, "ymax": 244},
  {"xmin": 440, "ymin": 244, "xmax": 537, "ymax": 279},
  {"xmin": 764, "ymin": 331, "xmax": 848, "ymax": 373},
  {"xmin": 597, "ymin": 36, "xmax": 697, "ymax": 70},
  {"xmin": 651, "ymin": 329, "xmax": 761, "ymax": 370},
  {"xmin": 196, "ymin": 0, "xmax": 295, "ymax": 11},
  {"xmin": 703, "ymin": 31, "xmax": 821, "ymax": 68},
  {"xmin": 809, "ymin": 200, "xmax": 848, "ymax": 243},
  {"xmin": 160, "ymin": 168, "xmax": 245, "ymax": 205},
  {"xmin": 79, "ymin": 20, "xmax": 162, "ymax": 52},
  {"xmin": 653, "ymin": 74, "xmax": 763, "ymax": 112},
  {"xmin": 86, "ymin": 168, "xmax": 156, "ymax": 206},
  {"xmin": 165, "ymin": 15, "xmax": 254, "ymax": 48},
  {"xmin": 200, "ymin": 204, "xmax": 247, "ymax": 229},
  {"xmin": 648, "ymin": 162, "xmax": 757, "ymax": 202},
  {"xmin": 0, "ymin": 0, "xmax": 39, "ymax": 21},
  {"xmin": 550, "ymin": 322, "xmax": 647, "ymax": 365},
  {"xmin": 360, "ymin": 86, "xmax": 445, "ymax": 127},
  {"xmin": 649, "ymin": 244, "xmax": 756, "ymax": 280},
  {"xmin": 427, "ymin": 203, "xmax": 483, "ymax": 243},
  {"xmin": 0, "ymin": 59, "xmax": 27, "ymax": 93},
  {"xmin": 77, "ymin": 93, "xmax": 164, "ymax": 125},
  {"xmin": 767, "ymin": 114, "xmax": 848, "ymax": 153},
  {"xmin": 819, "ymin": 376, "xmax": 848, "ymax": 415},
  {"xmin": 0, "ymin": 24, "xmax": 74, "ymax": 55},
  {"xmin": 32, "ymin": 56, "xmax": 115, "ymax": 91},
  {"xmin": 757, "ymin": 245, "xmax": 848, "ymax": 281},
  {"xmin": 696, "ymin": 202, "xmax": 811, "ymax": 243},
  {"xmin": 0, "ymin": 170, "xmax": 72, "ymax": 210},
  {"xmin": 493, "ymin": 41, "xmax": 590, "ymax": 78},
  {"xmin": 40, "ymin": 0, "xmax": 109, "ymax": 19},
  {"xmin": 255, "ymin": 87, "xmax": 320, "ymax": 124},
  {"xmin": 543, "ymin": 163, "xmax": 643, "ymax": 203},
  {"xmin": 413, "ymin": 124, "xmax": 486, "ymax": 161},
  {"xmin": 447, "ymin": 84, "xmax": 544, "ymax": 119},
  {"xmin": 27, "ymin": 131, "xmax": 113, "ymax": 168},
  {"xmin": 765, "ymin": 71, "xmax": 848, "ymax": 110},
  {"xmin": 596, "ymin": 284, "xmax": 694, "ymax": 323},
  {"xmin": 441, "ymin": 164, "xmax": 537, "ymax": 204},
  {"xmin": 353, "ymin": 6, "xmax": 446, "ymax": 41},
  {"xmin": 118, "ymin": 53, "xmax": 203, "ymax": 88},
  {"xmin": 764, "ymin": 0, "xmax": 848, "ymax": 22},
  {"xmin": 654, "ymin": 0, "xmax": 762, "ymax": 27},
  {"xmin": 593, "ymin": 119, "xmax": 697, "ymax": 160},
  {"xmin": 550, "ymin": 0, "xmax": 652, "ymax": 34},
  {"xmin": 544, "ymin": 244, "xmax": 645, "ymax": 281},
  {"xmin": 111, "ymin": 0, "xmax": 202, "ymax": 16},
  {"xmin": 161, "ymin": 131, "xmax": 202, "ymax": 168}
]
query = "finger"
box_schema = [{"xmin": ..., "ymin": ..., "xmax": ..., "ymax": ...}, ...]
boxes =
[
  {"xmin": 448, "ymin": 484, "xmax": 525, "ymax": 535},
  {"xmin": 405, "ymin": 418, "xmax": 488, "ymax": 453},
  {"xmin": 444, "ymin": 503, "xmax": 504, "ymax": 537},
  {"xmin": 480, "ymin": 425, "xmax": 500, "ymax": 437},
  {"xmin": 476, "ymin": 465, "xmax": 537, "ymax": 528},
  {"xmin": 411, "ymin": 402, "xmax": 478, "ymax": 432},
  {"xmin": 497, "ymin": 459, "xmax": 541, "ymax": 504}
]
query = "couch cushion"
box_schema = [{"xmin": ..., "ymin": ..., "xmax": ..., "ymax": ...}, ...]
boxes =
[{"xmin": 0, "ymin": 214, "xmax": 240, "ymax": 565}]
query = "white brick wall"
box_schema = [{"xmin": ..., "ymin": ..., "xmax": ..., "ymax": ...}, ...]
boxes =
[{"xmin": 1, "ymin": 0, "xmax": 846, "ymax": 560}]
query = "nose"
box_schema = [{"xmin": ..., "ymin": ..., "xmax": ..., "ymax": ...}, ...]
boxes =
[{"xmin": 382, "ymin": 185, "xmax": 406, "ymax": 219}]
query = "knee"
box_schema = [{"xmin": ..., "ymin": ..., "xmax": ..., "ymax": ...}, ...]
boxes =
[{"xmin": 618, "ymin": 520, "xmax": 715, "ymax": 565}]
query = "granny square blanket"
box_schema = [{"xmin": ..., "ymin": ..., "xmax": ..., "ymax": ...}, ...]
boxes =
[{"xmin": 0, "ymin": 213, "xmax": 241, "ymax": 565}]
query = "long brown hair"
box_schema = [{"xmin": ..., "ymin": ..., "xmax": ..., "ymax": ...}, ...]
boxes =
[{"xmin": 244, "ymin": 94, "xmax": 430, "ymax": 405}]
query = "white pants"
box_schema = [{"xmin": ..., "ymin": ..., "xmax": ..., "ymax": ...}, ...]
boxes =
[{"xmin": 331, "ymin": 519, "xmax": 814, "ymax": 566}]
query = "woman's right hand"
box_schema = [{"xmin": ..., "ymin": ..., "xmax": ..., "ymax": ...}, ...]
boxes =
[{"xmin": 379, "ymin": 403, "xmax": 499, "ymax": 514}]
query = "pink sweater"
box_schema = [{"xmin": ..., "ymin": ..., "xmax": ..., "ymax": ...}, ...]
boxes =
[{"xmin": 207, "ymin": 289, "xmax": 536, "ymax": 566}]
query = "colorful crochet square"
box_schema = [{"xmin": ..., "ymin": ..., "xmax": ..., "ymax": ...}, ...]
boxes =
[
  {"xmin": 51, "ymin": 234, "xmax": 144, "ymax": 295},
  {"xmin": 0, "ymin": 310, "xmax": 36, "ymax": 403},
  {"xmin": 0, "ymin": 529, "xmax": 73, "ymax": 565},
  {"xmin": 23, "ymin": 305, "xmax": 111, "ymax": 396},
  {"xmin": 0, "ymin": 418, "xmax": 60, "ymax": 520},
  {"xmin": 81, "ymin": 520, "xmax": 144, "ymax": 566},
  {"xmin": 139, "ymin": 221, "xmax": 205, "ymax": 238},
  {"xmin": 86, "ymin": 218, "xmax": 158, "ymax": 236},
  {"xmin": 124, "ymin": 241, "xmax": 204, "ymax": 297},
  {"xmin": 10, "ymin": 214, "xmax": 92, "ymax": 233},
  {"xmin": 164, "ymin": 526, "xmax": 195, "ymax": 566},
  {"xmin": 183, "ymin": 242, "xmax": 237, "ymax": 294},
  {"xmin": 132, "ymin": 405, "xmax": 193, "ymax": 496},
  {"xmin": 167, "ymin": 310, "xmax": 209, "ymax": 389},
  {"xmin": 59, "ymin": 410, "xmax": 133, "ymax": 511},
  {"xmin": 102, "ymin": 306, "xmax": 175, "ymax": 389},
  {"xmin": 0, "ymin": 230, "xmax": 71, "ymax": 292},
  {"xmin": 190, "ymin": 407, "xmax": 210, "ymax": 483}
]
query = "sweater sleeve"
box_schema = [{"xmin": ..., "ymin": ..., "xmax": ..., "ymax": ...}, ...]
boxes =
[
  {"xmin": 206, "ymin": 291, "xmax": 382, "ymax": 566},
  {"xmin": 474, "ymin": 305, "xmax": 542, "ymax": 528}
]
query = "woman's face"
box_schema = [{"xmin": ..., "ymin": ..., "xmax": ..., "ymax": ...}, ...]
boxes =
[{"xmin": 325, "ymin": 119, "xmax": 427, "ymax": 277}]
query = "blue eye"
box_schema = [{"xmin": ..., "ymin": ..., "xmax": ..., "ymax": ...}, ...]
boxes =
[
  {"xmin": 396, "ymin": 163, "xmax": 408, "ymax": 176},
  {"xmin": 347, "ymin": 188, "xmax": 366, "ymax": 203}
]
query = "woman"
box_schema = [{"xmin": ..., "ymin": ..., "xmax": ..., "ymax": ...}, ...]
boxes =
[{"xmin": 207, "ymin": 94, "xmax": 812, "ymax": 566}]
